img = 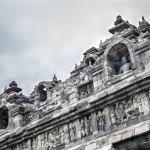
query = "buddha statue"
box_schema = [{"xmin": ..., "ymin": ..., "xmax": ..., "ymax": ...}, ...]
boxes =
[{"xmin": 119, "ymin": 56, "xmax": 132, "ymax": 74}]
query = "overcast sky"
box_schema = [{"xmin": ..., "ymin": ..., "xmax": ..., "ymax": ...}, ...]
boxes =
[{"xmin": 0, "ymin": 0, "xmax": 150, "ymax": 95}]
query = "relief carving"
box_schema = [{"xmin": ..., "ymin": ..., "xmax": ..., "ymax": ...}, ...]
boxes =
[
  {"xmin": 69, "ymin": 122, "xmax": 76, "ymax": 142},
  {"xmin": 4, "ymin": 89, "xmax": 149, "ymax": 149},
  {"xmin": 80, "ymin": 118, "xmax": 86, "ymax": 138},
  {"xmin": 53, "ymin": 128, "xmax": 61, "ymax": 147},
  {"xmin": 96, "ymin": 110, "xmax": 105, "ymax": 131},
  {"xmin": 60, "ymin": 129, "xmax": 66, "ymax": 144},
  {"xmin": 110, "ymin": 106, "xmax": 117, "ymax": 125},
  {"xmin": 23, "ymin": 141, "xmax": 28, "ymax": 150},
  {"xmin": 124, "ymin": 99, "xmax": 137, "ymax": 120},
  {"xmin": 46, "ymin": 132, "xmax": 55, "ymax": 149},
  {"xmin": 78, "ymin": 82, "xmax": 94, "ymax": 99},
  {"xmin": 116, "ymin": 102, "xmax": 126, "ymax": 124},
  {"xmin": 133, "ymin": 94, "xmax": 143, "ymax": 114},
  {"xmin": 86, "ymin": 115, "xmax": 93, "ymax": 135},
  {"xmin": 110, "ymin": 95, "xmax": 144, "ymax": 126}
]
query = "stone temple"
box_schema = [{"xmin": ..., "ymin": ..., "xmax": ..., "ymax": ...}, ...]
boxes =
[{"xmin": 1, "ymin": 16, "xmax": 150, "ymax": 150}]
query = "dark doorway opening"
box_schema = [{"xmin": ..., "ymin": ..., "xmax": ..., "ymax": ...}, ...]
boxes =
[
  {"xmin": 37, "ymin": 85, "xmax": 47, "ymax": 102},
  {"xmin": 0, "ymin": 107, "xmax": 8, "ymax": 129}
]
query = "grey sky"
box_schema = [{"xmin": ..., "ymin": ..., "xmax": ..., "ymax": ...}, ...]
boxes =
[{"xmin": 0, "ymin": 0, "xmax": 150, "ymax": 95}]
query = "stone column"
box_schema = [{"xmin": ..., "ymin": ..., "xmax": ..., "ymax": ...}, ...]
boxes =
[
  {"xmin": 27, "ymin": 139, "xmax": 32, "ymax": 150},
  {"xmin": 46, "ymin": 89, "xmax": 53, "ymax": 104},
  {"xmin": 104, "ymin": 107, "xmax": 111, "ymax": 131},
  {"xmin": 16, "ymin": 144, "xmax": 20, "ymax": 150},
  {"xmin": 75, "ymin": 119, "xmax": 81, "ymax": 140},
  {"xmin": 92, "ymin": 112, "xmax": 98, "ymax": 135},
  {"xmin": 89, "ymin": 59, "xmax": 92, "ymax": 67},
  {"xmin": 64, "ymin": 124, "xmax": 69, "ymax": 144},
  {"xmin": 11, "ymin": 106, "xmax": 25, "ymax": 128},
  {"xmin": 34, "ymin": 96, "xmax": 40, "ymax": 108},
  {"xmin": 142, "ymin": 91, "xmax": 150, "ymax": 114},
  {"xmin": 69, "ymin": 87, "xmax": 79, "ymax": 105},
  {"xmin": 7, "ymin": 106, "xmax": 12, "ymax": 129}
]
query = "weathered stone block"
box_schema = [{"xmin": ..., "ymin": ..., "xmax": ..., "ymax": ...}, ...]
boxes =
[
  {"xmin": 85, "ymin": 142, "xmax": 96, "ymax": 150},
  {"xmin": 109, "ymin": 134, "xmax": 121, "ymax": 144},
  {"xmin": 101, "ymin": 144, "xmax": 113, "ymax": 150},
  {"xmin": 122, "ymin": 129, "xmax": 135, "ymax": 140},
  {"xmin": 135, "ymin": 124, "xmax": 149, "ymax": 135}
]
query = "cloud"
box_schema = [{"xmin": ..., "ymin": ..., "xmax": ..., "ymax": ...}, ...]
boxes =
[{"xmin": 0, "ymin": 0, "xmax": 149, "ymax": 95}]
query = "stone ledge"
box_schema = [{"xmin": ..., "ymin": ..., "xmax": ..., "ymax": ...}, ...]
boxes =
[
  {"xmin": 85, "ymin": 142, "xmax": 96, "ymax": 150},
  {"xmin": 109, "ymin": 133, "xmax": 122, "ymax": 144},
  {"xmin": 101, "ymin": 144, "xmax": 113, "ymax": 150},
  {"xmin": 135, "ymin": 124, "xmax": 149, "ymax": 135},
  {"xmin": 122, "ymin": 129, "xmax": 135, "ymax": 140}
]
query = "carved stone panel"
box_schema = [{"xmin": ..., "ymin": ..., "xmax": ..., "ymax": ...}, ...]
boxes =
[{"xmin": 78, "ymin": 81, "xmax": 94, "ymax": 99}]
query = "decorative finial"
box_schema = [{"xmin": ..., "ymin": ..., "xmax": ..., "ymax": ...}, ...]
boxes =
[
  {"xmin": 114, "ymin": 15, "xmax": 124, "ymax": 25},
  {"xmin": 9, "ymin": 81, "xmax": 17, "ymax": 87},
  {"xmin": 138, "ymin": 16, "xmax": 150, "ymax": 33},
  {"xmin": 53, "ymin": 74, "xmax": 58, "ymax": 82},
  {"xmin": 4, "ymin": 86, "xmax": 7, "ymax": 92},
  {"xmin": 142, "ymin": 16, "xmax": 145, "ymax": 21},
  {"xmin": 117, "ymin": 15, "xmax": 122, "ymax": 20},
  {"xmin": 99, "ymin": 40, "xmax": 102, "ymax": 46},
  {"xmin": 99, "ymin": 40, "xmax": 103, "ymax": 50},
  {"xmin": 75, "ymin": 64, "xmax": 78, "ymax": 69},
  {"xmin": 4, "ymin": 81, "xmax": 22, "ymax": 94}
]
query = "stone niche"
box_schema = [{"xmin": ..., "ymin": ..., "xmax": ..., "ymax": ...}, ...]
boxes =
[
  {"xmin": 85, "ymin": 54, "xmax": 96, "ymax": 67},
  {"xmin": 0, "ymin": 106, "xmax": 8, "ymax": 129},
  {"xmin": 37, "ymin": 84, "xmax": 47, "ymax": 102},
  {"xmin": 107, "ymin": 43, "xmax": 132, "ymax": 77}
]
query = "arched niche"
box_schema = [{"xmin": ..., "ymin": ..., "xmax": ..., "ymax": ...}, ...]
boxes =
[
  {"xmin": 84, "ymin": 54, "xmax": 96, "ymax": 67},
  {"xmin": 107, "ymin": 43, "xmax": 132, "ymax": 76},
  {"xmin": 37, "ymin": 84, "xmax": 47, "ymax": 102},
  {"xmin": 85, "ymin": 57, "xmax": 95, "ymax": 67},
  {"xmin": 0, "ymin": 106, "xmax": 8, "ymax": 129}
]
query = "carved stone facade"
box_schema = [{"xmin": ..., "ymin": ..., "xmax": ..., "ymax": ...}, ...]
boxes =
[{"xmin": 1, "ymin": 16, "xmax": 150, "ymax": 150}]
